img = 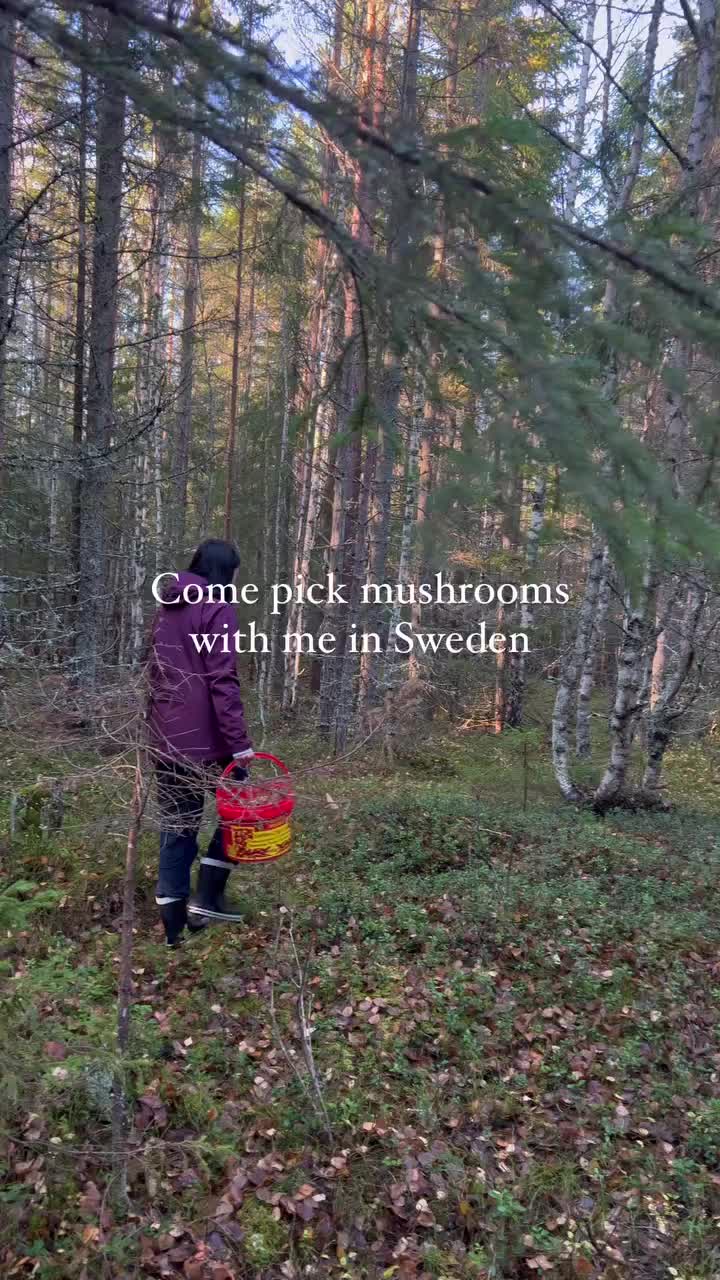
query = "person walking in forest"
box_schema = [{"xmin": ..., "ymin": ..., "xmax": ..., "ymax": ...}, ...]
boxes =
[{"xmin": 146, "ymin": 538, "xmax": 255, "ymax": 945}]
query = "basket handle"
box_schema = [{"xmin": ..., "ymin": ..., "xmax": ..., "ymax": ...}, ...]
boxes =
[{"xmin": 219, "ymin": 751, "xmax": 290, "ymax": 781}]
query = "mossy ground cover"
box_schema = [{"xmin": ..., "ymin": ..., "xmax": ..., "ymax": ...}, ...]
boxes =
[{"xmin": 1, "ymin": 724, "xmax": 720, "ymax": 1279}]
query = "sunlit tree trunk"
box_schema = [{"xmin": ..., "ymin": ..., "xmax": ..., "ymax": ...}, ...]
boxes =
[
  {"xmin": 223, "ymin": 170, "xmax": 247, "ymax": 540},
  {"xmin": 172, "ymin": 125, "xmax": 202, "ymax": 557},
  {"xmin": 359, "ymin": 0, "xmax": 422, "ymax": 710},
  {"xmin": 283, "ymin": 304, "xmax": 337, "ymax": 712},
  {"xmin": 284, "ymin": 0, "xmax": 344, "ymax": 714},
  {"xmin": 172, "ymin": 0, "xmax": 208, "ymax": 558},
  {"xmin": 263, "ymin": 311, "xmax": 291, "ymax": 712},
  {"xmin": 320, "ymin": 0, "xmax": 381, "ymax": 750},
  {"xmin": 128, "ymin": 125, "xmax": 171, "ymax": 664},
  {"xmin": 408, "ymin": 0, "xmax": 457, "ymax": 679}
]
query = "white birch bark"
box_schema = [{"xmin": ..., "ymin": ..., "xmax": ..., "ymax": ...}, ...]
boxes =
[
  {"xmin": 575, "ymin": 548, "xmax": 611, "ymax": 757},
  {"xmin": 552, "ymin": 536, "xmax": 606, "ymax": 800},
  {"xmin": 556, "ymin": 0, "xmax": 662, "ymax": 799},
  {"xmin": 593, "ymin": 560, "xmax": 657, "ymax": 811}
]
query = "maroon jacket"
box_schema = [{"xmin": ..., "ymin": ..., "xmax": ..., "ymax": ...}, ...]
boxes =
[{"xmin": 146, "ymin": 571, "xmax": 252, "ymax": 764}]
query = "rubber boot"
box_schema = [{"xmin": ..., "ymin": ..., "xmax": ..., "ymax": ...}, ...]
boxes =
[
  {"xmin": 188, "ymin": 861, "xmax": 244, "ymax": 923},
  {"xmin": 158, "ymin": 898, "xmax": 188, "ymax": 946},
  {"xmin": 158, "ymin": 898, "xmax": 208, "ymax": 945}
]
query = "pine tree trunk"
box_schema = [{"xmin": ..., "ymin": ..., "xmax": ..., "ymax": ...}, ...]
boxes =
[
  {"xmin": 76, "ymin": 13, "xmax": 127, "ymax": 687},
  {"xmin": 173, "ymin": 128, "xmax": 203, "ymax": 557},
  {"xmin": 0, "ymin": 11, "xmax": 15, "ymax": 458},
  {"xmin": 317, "ymin": 442, "xmax": 346, "ymax": 737},
  {"xmin": 128, "ymin": 270, "xmax": 149, "ymax": 668},
  {"xmin": 335, "ymin": 416, "xmax": 375, "ymax": 752},
  {"xmin": 71, "ymin": 34, "xmax": 88, "ymax": 598},
  {"xmin": 407, "ymin": 398, "xmax": 435, "ymax": 680},
  {"xmin": 407, "ymin": 0, "xmax": 457, "ymax": 679},
  {"xmin": 283, "ymin": 310, "xmax": 335, "ymax": 712},
  {"xmin": 358, "ymin": 348, "xmax": 400, "ymax": 708},
  {"xmin": 506, "ymin": 475, "xmax": 546, "ymax": 728},
  {"xmin": 172, "ymin": 0, "xmax": 208, "ymax": 558},
  {"xmin": 283, "ymin": 1, "xmax": 344, "ymax": 715},
  {"xmin": 358, "ymin": 0, "xmax": 422, "ymax": 710},
  {"xmin": 494, "ymin": 469, "xmax": 522, "ymax": 733},
  {"xmin": 0, "ymin": 7, "xmax": 16, "ymax": 665},
  {"xmin": 223, "ymin": 171, "xmax": 247, "ymax": 540},
  {"xmin": 385, "ymin": 381, "xmax": 422, "ymax": 666},
  {"xmin": 43, "ymin": 269, "xmax": 59, "ymax": 582},
  {"xmin": 321, "ymin": 0, "xmax": 380, "ymax": 748},
  {"xmin": 128, "ymin": 126, "xmax": 170, "ymax": 664},
  {"xmin": 264, "ymin": 312, "xmax": 291, "ymax": 710},
  {"xmin": 636, "ymin": 0, "xmax": 716, "ymax": 798}
]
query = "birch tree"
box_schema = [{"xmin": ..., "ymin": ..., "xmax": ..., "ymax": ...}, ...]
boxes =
[{"xmin": 552, "ymin": 0, "xmax": 663, "ymax": 801}]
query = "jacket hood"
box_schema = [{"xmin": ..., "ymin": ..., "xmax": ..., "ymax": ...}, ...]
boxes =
[{"xmin": 159, "ymin": 571, "xmax": 208, "ymax": 607}]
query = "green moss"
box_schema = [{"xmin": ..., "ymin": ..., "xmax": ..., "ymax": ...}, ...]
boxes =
[
  {"xmin": 239, "ymin": 1199, "xmax": 291, "ymax": 1268},
  {"xmin": 688, "ymin": 1100, "xmax": 720, "ymax": 1166}
]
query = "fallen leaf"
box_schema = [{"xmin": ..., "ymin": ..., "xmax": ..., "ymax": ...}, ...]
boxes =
[{"xmin": 44, "ymin": 1041, "xmax": 68, "ymax": 1061}]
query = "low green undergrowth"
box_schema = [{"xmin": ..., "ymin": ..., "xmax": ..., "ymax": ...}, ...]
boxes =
[{"xmin": 2, "ymin": 732, "xmax": 720, "ymax": 1278}]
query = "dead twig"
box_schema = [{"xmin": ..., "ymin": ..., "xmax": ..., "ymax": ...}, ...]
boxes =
[{"xmin": 268, "ymin": 909, "xmax": 333, "ymax": 1144}]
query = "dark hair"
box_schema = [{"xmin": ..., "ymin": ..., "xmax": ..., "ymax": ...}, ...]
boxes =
[{"xmin": 188, "ymin": 538, "xmax": 240, "ymax": 587}]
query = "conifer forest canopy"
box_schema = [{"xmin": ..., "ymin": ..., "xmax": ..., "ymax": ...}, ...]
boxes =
[
  {"xmin": 5, "ymin": 4, "xmax": 720, "ymax": 1276},
  {"xmin": 1, "ymin": 0, "xmax": 720, "ymax": 809}
]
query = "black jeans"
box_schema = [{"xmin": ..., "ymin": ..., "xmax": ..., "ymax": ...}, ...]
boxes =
[{"xmin": 155, "ymin": 759, "xmax": 229, "ymax": 901}]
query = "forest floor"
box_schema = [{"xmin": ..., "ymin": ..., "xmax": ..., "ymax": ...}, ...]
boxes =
[{"xmin": 2, "ymin": 714, "xmax": 720, "ymax": 1279}]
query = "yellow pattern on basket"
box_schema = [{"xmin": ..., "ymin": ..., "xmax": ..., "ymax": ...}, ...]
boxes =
[{"xmin": 224, "ymin": 819, "xmax": 292, "ymax": 863}]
